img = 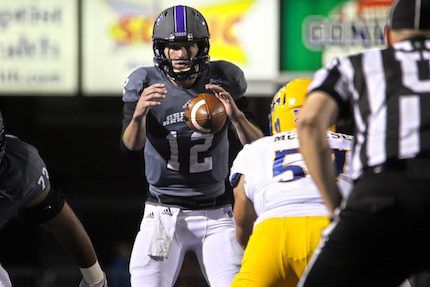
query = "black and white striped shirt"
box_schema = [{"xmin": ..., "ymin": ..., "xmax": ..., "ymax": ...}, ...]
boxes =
[{"xmin": 309, "ymin": 36, "xmax": 430, "ymax": 179}]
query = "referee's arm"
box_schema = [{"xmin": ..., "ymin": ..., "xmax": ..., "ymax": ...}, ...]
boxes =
[{"xmin": 297, "ymin": 91, "xmax": 341, "ymax": 215}]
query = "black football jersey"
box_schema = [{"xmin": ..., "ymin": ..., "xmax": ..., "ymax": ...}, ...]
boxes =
[
  {"xmin": 0, "ymin": 135, "xmax": 49, "ymax": 228},
  {"xmin": 122, "ymin": 61, "xmax": 247, "ymax": 200}
]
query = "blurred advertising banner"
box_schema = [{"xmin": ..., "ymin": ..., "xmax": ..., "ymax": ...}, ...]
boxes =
[
  {"xmin": 282, "ymin": 0, "xmax": 392, "ymax": 73},
  {"xmin": 0, "ymin": 0, "xmax": 78, "ymax": 95},
  {"xmin": 82, "ymin": 0, "xmax": 279, "ymax": 95},
  {"xmin": 0, "ymin": 0, "xmax": 395, "ymax": 96}
]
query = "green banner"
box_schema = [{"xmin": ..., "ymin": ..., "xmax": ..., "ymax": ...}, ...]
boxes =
[{"xmin": 282, "ymin": 0, "xmax": 391, "ymax": 72}]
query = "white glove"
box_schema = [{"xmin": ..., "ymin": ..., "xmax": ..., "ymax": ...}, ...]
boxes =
[{"xmin": 79, "ymin": 272, "xmax": 108, "ymax": 287}]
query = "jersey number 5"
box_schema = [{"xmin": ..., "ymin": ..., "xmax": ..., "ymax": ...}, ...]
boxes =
[{"xmin": 273, "ymin": 148, "xmax": 348, "ymax": 182}]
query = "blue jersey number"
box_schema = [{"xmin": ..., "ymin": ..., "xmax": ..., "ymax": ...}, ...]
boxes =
[{"xmin": 273, "ymin": 148, "xmax": 348, "ymax": 182}]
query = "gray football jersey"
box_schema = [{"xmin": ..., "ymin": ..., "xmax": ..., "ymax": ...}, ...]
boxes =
[
  {"xmin": 123, "ymin": 61, "xmax": 247, "ymax": 200},
  {"xmin": 0, "ymin": 135, "xmax": 49, "ymax": 228}
]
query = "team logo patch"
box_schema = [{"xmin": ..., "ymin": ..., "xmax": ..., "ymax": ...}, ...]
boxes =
[
  {"xmin": 223, "ymin": 207, "xmax": 233, "ymax": 218},
  {"xmin": 182, "ymin": 101, "xmax": 190, "ymax": 109},
  {"xmin": 293, "ymin": 108, "xmax": 300, "ymax": 123},
  {"xmin": 163, "ymin": 112, "xmax": 185, "ymax": 126}
]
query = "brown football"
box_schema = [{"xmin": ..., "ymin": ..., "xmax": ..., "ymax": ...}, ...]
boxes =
[{"xmin": 184, "ymin": 93, "xmax": 227, "ymax": 134}]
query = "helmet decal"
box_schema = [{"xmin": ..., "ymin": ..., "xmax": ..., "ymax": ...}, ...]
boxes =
[{"xmin": 174, "ymin": 5, "xmax": 186, "ymax": 34}]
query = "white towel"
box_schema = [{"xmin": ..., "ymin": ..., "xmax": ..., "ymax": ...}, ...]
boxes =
[{"xmin": 147, "ymin": 206, "xmax": 180, "ymax": 259}]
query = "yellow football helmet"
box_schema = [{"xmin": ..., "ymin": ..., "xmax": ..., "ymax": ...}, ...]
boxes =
[{"xmin": 269, "ymin": 78, "xmax": 312, "ymax": 135}]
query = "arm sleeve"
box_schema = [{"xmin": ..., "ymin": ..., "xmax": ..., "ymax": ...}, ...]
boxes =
[{"xmin": 21, "ymin": 185, "xmax": 65, "ymax": 224}]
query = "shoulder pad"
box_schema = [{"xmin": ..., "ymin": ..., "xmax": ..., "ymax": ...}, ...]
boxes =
[
  {"xmin": 122, "ymin": 67, "xmax": 161, "ymax": 103},
  {"xmin": 3, "ymin": 136, "xmax": 50, "ymax": 203},
  {"xmin": 208, "ymin": 61, "xmax": 247, "ymax": 100}
]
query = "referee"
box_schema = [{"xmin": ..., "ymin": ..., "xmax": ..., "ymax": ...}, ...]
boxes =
[{"xmin": 297, "ymin": 0, "xmax": 430, "ymax": 286}]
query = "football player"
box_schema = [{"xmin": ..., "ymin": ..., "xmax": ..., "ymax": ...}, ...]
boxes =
[
  {"xmin": 229, "ymin": 78, "xmax": 352, "ymax": 287},
  {"xmin": 0, "ymin": 111, "xmax": 107, "ymax": 287},
  {"xmin": 121, "ymin": 5, "xmax": 262, "ymax": 287}
]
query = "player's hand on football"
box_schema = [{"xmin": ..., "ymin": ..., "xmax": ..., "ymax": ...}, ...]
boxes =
[
  {"xmin": 79, "ymin": 273, "xmax": 108, "ymax": 287},
  {"xmin": 133, "ymin": 83, "xmax": 167, "ymax": 119},
  {"xmin": 205, "ymin": 84, "xmax": 241, "ymax": 121}
]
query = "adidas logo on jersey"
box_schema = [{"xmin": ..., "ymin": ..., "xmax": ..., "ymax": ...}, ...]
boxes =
[
  {"xmin": 0, "ymin": 188, "xmax": 12, "ymax": 200},
  {"xmin": 162, "ymin": 208, "xmax": 173, "ymax": 216},
  {"xmin": 146, "ymin": 212, "xmax": 154, "ymax": 219}
]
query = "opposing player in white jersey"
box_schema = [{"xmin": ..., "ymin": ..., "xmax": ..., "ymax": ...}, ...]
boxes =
[{"xmin": 229, "ymin": 78, "xmax": 352, "ymax": 287}]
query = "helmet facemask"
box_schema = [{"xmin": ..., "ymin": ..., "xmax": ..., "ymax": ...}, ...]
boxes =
[
  {"xmin": 153, "ymin": 38, "xmax": 209, "ymax": 81},
  {"xmin": 152, "ymin": 5, "xmax": 210, "ymax": 81}
]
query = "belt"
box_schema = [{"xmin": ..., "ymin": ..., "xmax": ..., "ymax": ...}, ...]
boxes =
[
  {"xmin": 146, "ymin": 192, "xmax": 229, "ymax": 209},
  {"xmin": 363, "ymin": 158, "xmax": 430, "ymax": 175}
]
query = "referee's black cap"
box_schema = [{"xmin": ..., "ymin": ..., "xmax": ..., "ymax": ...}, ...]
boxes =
[{"xmin": 388, "ymin": 0, "xmax": 430, "ymax": 30}]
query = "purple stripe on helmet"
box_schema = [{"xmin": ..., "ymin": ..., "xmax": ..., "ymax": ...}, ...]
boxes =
[{"xmin": 174, "ymin": 5, "xmax": 186, "ymax": 33}]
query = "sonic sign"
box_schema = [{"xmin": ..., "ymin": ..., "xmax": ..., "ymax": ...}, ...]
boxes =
[{"xmin": 83, "ymin": 0, "xmax": 279, "ymax": 95}]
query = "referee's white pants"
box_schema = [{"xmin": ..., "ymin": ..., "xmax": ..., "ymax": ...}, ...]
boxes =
[
  {"xmin": 0, "ymin": 264, "xmax": 11, "ymax": 287},
  {"xmin": 130, "ymin": 203, "xmax": 243, "ymax": 287}
]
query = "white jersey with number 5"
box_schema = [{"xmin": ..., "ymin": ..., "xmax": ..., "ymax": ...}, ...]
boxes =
[{"xmin": 230, "ymin": 131, "xmax": 353, "ymax": 226}]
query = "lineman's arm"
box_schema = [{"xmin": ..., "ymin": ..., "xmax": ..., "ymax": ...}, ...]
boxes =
[
  {"xmin": 233, "ymin": 175, "xmax": 257, "ymax": 249},
  {"xmin": 297, "ymin": 91, "xmax": 341, "ymax": 215},
  {"xmin": 26, "ymin": 184, "xmax": 106, "ymax": 285},
  {"xmin": 230, "ymin": 111, "xmax": 263, "ymax": 145}
]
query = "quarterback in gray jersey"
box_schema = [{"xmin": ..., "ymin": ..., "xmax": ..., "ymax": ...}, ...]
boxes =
[
  {"xmin": 0, "ymin": 113, "xmax": 107, "ymax": 287},
  {"xmin": 121, "ymin": 5, "xmax": 262, "ymax": 287}
]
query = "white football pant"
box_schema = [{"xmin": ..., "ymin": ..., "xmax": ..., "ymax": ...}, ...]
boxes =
[
  {"xmin": 0, "ymin": 264, "xmax": 11, "ymax": 287},
  {"xmin": 130, "ymin": 204, "xmax": 243, "ymax": 287}
]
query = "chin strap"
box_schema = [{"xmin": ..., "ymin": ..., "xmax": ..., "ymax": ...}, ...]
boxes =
[{"xmin": 155, "ymin": 55, "xmax": 209, "ymax": 81}]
